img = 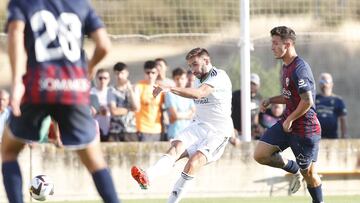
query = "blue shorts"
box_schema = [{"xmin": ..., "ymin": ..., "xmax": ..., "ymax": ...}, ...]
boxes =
[
  {"xmin": 9, "ymin": 104, "xmax": 96, "ymax": 149},
  {"xmin": 259, "ymin": 122, "xmax": 321, "ymax": 169}
]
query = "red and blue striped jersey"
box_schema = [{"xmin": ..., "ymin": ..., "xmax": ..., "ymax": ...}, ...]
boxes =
[
  {"xmin": 6, "ymin": 0, "xmax": 104, "ymax": 104},
  {"xmin": 280, "ymin": 57, "xmax": 321, "ymax": 136}
]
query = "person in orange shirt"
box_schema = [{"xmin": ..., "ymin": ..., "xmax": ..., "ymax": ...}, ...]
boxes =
[{"xmin": 135, "ymin": 60, "xmax": 164, "ymax": 142}]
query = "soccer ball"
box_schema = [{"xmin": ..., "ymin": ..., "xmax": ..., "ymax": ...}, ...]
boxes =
[{"xmin": 29, "ymin": 175, "xmax": 54, "ymax": 201}]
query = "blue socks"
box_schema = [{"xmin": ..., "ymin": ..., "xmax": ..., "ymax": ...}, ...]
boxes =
[
  {"xmin": 92, "ymin": 168, "xmax": 120, "ymax": 203},
  {"xmin": 282, "ymin": 160, "xmax": 300, "ymax": 174},
  {"xmin": 2, "ymin": 161, "xmax": 23, "ymax": 203},
  {"xmin": 308, "ymin": 184, "xmax": 324, "ymax": 203}
]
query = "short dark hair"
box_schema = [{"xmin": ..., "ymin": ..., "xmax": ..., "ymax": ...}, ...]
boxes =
[
  {"xmin": 270, "ymin": 26, "xmax": 296, "ymax": 42},
  {"xmin": 172, "ymin": 67, "xmax": 186, "ymax": 78},
  {"xmin": 144, "ymin": 60, "xmax": 157, "ymax": 70},
  {"xmin": 113, "ymin": 62, "xmax": 127, "ymax": 72},
  {"xmin": 185, "ymin": 47, "xmax": 210, "ymax": 60},
  {"xmin": 155, "ymin": 58, "xmax": 167, "ymax": 65}
]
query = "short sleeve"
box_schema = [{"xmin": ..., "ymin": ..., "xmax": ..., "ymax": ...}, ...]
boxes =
[
  {"xmin": 165, "ymin": 92, "xmax": 174, "ymax": 109},
  {"xmin": 108, "ymin": 89, "xmax": 116, "ymax": 104},
  {"xmin": 336, "ymin": 98, "xmax": 347, "ymax": 116},
  {"xmin": 5, "ymin": 0, "xmax": 26, "ymax": 32},
  {"xmin": 203, "ymin": 68, "xmax": 220, "ymax": 88},
  {"xmin": 292, "ymin": 63, "xmax": 312, "ymax": 94},
  {"xmin": 89, "ymin": 93, "xmax": 100, "ymax": 111},
  {"xmin": 84, "ymin": 5, "xmax": 104, "ymax": 35}
]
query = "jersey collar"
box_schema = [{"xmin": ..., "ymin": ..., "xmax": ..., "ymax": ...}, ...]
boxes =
[{"xmin": 200, "ymin": 67, "xmax": 214, "ymax": 83}]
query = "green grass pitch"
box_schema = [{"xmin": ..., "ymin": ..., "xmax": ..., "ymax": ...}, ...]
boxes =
[{"xmin": 45, "ymin": 195, "xmax": 360, "ymax": 203}]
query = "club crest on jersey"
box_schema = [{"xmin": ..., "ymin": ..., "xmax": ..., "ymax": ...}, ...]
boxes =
[{"xmin": 285, "ymin": 77, "xmax": 289, "ymax": 87}]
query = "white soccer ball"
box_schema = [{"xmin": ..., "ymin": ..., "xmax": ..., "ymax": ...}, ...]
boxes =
[{"xmin": 29, "ymin": 175, "xmax": 54, "ymax": 201}]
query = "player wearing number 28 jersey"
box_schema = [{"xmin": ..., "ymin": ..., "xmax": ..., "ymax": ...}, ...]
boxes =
[
  {"xmin": 7, "ymin": 0, "xmax": 103, "ymax": 104},
  {"xmin": 2, "ymin": 1, "xmax": 120, "ymax": 203}
]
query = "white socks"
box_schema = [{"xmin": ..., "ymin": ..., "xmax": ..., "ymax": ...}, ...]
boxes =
[
  {"xmin": 167, "ymin": 172, "xmax": 194, "ymax": 203},
  {"xmin": 146, "ymin": 154, "xmax": 176, "ymax": 184}
]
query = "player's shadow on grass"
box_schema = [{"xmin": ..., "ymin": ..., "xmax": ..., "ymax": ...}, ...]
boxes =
[{"xmin": 254, "ymin": 175, "xmax": 299, "ymax": 196}]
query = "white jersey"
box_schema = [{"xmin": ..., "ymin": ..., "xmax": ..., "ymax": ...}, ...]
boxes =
[{"xmin": 193, "ymin": 67, "xmax": 233, "ymax": 137}]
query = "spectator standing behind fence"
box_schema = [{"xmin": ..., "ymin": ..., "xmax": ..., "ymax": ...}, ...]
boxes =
[
  {"xmin": 0, "ymin": 90, "xmax": 10, "ymax": 142},
  {"xmin": 250, "ymin": 73, "xmax": 264, "ymax": 139},
  {"xmin": 316, "ymin": 72, "xmax": 347, "ymax": 139},
  {"xmin": 108, "ymin": 62, "xmax": 139, "ymax": 141},
  {"xmin": 186, "ymin": 69, "xmax": 196, "ymax": 88},
  {"xmin": 135, "ymin": 61, "xmax": 164, "ymax": 142},
  {"xmin": 155, "ymin": 58, "xmax": 175, "ymax": 87},
  {"xmin": 231, "ymin": 73, "xmax": 263, "ymax": 139},
  {"xmin": 165, "ymin": 68, "xmax": 195, "ymax": 141},
  {"xmin": 90, "ymin": 69, "xmax": 112, "ymax": 141},
  {"xmin": 155, "ymin": 58, "xmax": 175, "ymax": 141}
]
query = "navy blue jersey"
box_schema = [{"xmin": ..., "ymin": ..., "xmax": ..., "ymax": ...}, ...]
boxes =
[
  {"xmin": 281, "ymin": 57, "xmax": 321, "ymax": 136},
  {"xmin": 6, "ymin": 0, "xmax": 104, "ymax": 104},
  {"xmin": 316, "ymin": 94, "xmax": 347, "ymax": 138}
]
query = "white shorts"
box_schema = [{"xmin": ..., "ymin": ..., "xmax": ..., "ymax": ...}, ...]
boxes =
[{"xmin": 173, "ymin": 121, "xmax": 229, "ymax": 163}]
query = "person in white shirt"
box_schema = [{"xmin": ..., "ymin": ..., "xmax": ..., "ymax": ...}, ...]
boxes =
[
  {"xmin": 90, "ymin": 69, "xmax": 112, "ymax": 141},
  {"xmin": 131, "ymin": 48, "xmax": 233, "ymax": 203}
]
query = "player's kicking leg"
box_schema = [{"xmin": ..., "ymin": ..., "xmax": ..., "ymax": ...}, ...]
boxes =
[{"xmin": 131, "ymin": 140, "xmax": 186, "ymax": 190}]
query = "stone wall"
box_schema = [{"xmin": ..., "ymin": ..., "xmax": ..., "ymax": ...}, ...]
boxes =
[{"xmin": 0, "ymin": 140, "xmax": 359, "ymax": 202}]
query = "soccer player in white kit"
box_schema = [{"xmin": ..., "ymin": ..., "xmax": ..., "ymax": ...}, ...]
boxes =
[{"xmin": 131, "ymin": 47, "xmax": 233, "ymax": 203}]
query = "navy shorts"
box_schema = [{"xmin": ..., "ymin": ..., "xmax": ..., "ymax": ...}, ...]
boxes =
[
  {"xmin": 9, "ymin": 104, "xmax": 96, "ymax": 148},
  {"xmin": 260, "ymin": 122, "xmax": 321, "ymax": 169}
]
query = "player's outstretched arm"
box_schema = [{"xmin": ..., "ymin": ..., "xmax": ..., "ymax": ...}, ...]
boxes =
[
  {"xmin": 8, "ymin": 20, "xmax": 26, "ymax": 116},
  {"xmin": 168, "ymin": 84, "xmax": 213, "ymax": 99},
  {"xmin": 88, "ymin": 28, "xmax": 111, "ymax": 80}
]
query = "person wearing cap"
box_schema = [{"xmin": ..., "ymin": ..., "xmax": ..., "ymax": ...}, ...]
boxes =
[
  {"xmin": 250, "ymin": 73, "xmax": 264, "ymax": 139},
  {"xmin": 108, "ymin": 62, "xmax": 139, "ymax": 141},
  {"xmin": 231, "ymin": 73, "xmax": 263, "ymax": 140},
  {"xmin": 316, "ymin": 73, "xmax": 347, "ymax": 139}
]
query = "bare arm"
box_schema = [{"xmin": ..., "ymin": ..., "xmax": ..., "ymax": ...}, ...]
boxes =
[
  {"xmin": 260, "ymin": 95, "xmax": 286, "ymax": 112},
  {"xmin": 268, "ymin": 95, "xmax": 287, "ymax": 104},
  {"xmin": 109, "ymin": 102, "xmax": 128, "ymax": 116},
  {"xmin": 8, "ymin": 21, "xmax": 26, "ymax": 84},
  {"xmin": 8, "ymin": 20, "xmax": 26, "ymax": 116},
  {"xmin": 153, "ymin": 84, "xmax": 213, "ymax": 99},
  {"xmin": 88, "ymin": 28, "xmax": 111, "ymax": 80},
  {"xmin": 339, "ymin": 115, "xmax": 348, "ymax": 138},
  {"xmin": 126, "ymin": 83, "xmax": 140, "ymax": 112}
]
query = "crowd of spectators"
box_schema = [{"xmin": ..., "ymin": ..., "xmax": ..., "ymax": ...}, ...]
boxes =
[
  {"xmin": 89, "ymin": 59, "xmax": 195, "ymax": 142},
  {"xmin": 0, "ymin": 66, "xmax": 349, "ymax": 143}
]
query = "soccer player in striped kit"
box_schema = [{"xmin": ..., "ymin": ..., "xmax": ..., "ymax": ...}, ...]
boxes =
[
  {"xmin": 253, "ymin": 26, "xmax": 323, "ymax": 203},
  {"xmin": 2, "ymin": 0, "xmax": 120, "ymax": 202}
]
